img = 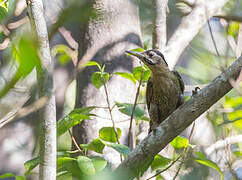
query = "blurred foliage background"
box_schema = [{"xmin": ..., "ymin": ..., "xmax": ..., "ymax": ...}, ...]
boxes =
[{"xmin": 0, "ymin": 0, "xmax": 241, "ymax": 180}]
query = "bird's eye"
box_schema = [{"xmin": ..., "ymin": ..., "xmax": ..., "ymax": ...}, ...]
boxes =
[{"xmin": 148, "ymin": 51, "xmax": 155, "ymax": 58}]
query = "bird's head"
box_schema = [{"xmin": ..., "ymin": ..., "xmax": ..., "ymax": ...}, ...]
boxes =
[{"xmin": 126, "ymin": 49, "xmax": 169, "ymax": 72}]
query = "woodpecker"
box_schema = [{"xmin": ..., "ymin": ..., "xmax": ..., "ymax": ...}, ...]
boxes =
[{"xmin": 126, "ymin": 49, "xmax": 185, "ymax": 133}]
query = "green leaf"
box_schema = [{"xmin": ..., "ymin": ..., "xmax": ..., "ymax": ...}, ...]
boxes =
[
  {"xmin": 151, "ymin": 154, "xmax": 172, "ymax": 171},
  {"xmin": 91, "ymin": 72, "xmax": 110, "ymax": 89},
  {"xmin": 57, "ymin": 107, "xmax": 95, "ymax": 136},
  {"xmin": 80, "ymin": 138, "xmax": 105, "ymax": 154},
  {"xmin": 143, "ymin": 40, "xmax": 150, "ymax": 50},
  {"xmin": 0, "ymin": 6, "xmax": 7, "ymax": 23},
  {"xmin": 170, "ymin": 136, "xmax": 189, "ymax": 150},
  {"xmin": 99, "ymin": 127, "xmax": 121, "ymax": 143},
  {"xmin": 195, "ymin": 152, "xmax": 223, "ymax": 180},
  {"xmin": 77, "ymin": 156, "xmax": 95, "ymax": 175},
  {"xmin": 115, "ymin": 102, "xmax": 146, "ymax": 120},
  {"xmin": 233, "ymin": 151, "xmax": 242, "ymax": 157},
  {"xmin": 0, "ymin": 173, "xmax": 15, "ymax": 178},
  {"xmin": 15, "ymin": 37, "xmax": 41, "ymax": 77},
  {"xmin": 133, "ymin": 66, "xmax": 151, "ymax": 82},
  {"xmin": 90, "ymin": 156, "xmax": 107, "ymax": 172},
  {"xmin": 0, "ymin": 36, "xmax": 41, "ymax": 98},
  {"xmin": 224, "ymin": 96, "xmax": 242, "ymax": 108},
  {"xmin": 24, "ymin": 157, "xmax": 40, "ymax": 175},
  {"xmin": 85, "ymin": 61, "xmax": 102, "ymax": 70},
  {"xmin": 51, "ymin": 44, "xmax": 76, "ymax": 65},
  {"xmin": 57, "ymin": 157, "xmax": 83, "ymax": 178},
  {"xmin": 16, "ymin": 176, "xmax": 26, "ymax": 180},
  {"xmin": 57, "ymin": 157, "xmax": 76, "ymax": 171},
  {"xmin": 106, "ymin": 143, "xmax": 130, "ymax": 155},
  {"xmin": 113, "ymin": 72, "xmax": 136, "ymax": 84},
  {"xmin": 228, "ymin": 22, "xmax": 239, "ymax": 38}
]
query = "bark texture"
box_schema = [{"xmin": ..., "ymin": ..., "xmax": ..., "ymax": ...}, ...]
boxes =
[
  {"xmin": 73, "ymin": 0, "xmax": 142, "ymax": 166},
  {"xmin": 27, "ymin": 0, "xmax": 56, "ymax": 179},
  {"xmin": 115, "ymin": 55, "xmax": 242, "ymax": 179}
]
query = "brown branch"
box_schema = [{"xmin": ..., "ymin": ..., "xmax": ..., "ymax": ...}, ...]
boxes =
[
  {"xmin": 152, "ymin": 0, "xmax": 168, "ymax": 49},
  {"xmin": 115, "ymin": 55, "xmax": 242, "ymax": 180},
  {"xmin": 214, "ymin": 14, "xmax": 242, "ymax": 23}
]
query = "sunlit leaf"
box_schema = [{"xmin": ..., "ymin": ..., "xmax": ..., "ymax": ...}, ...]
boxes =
[
  {"xmin": 77, "ymin": 156, "xmax": 95, "ymax": 175},
  {"xmin": 24, "ymin": 157, "xmax": 40, "ymax": 175},
  {"xmin": 113, "ymin": 72, "xmax": 136, "ymax": 84},
  {"xmin": 57, "ymin": 157, "xmax": 83, "ymax": 178},
  {"xmin": 91, "ymin": 156, "xmax": 107, "ymax": 172},
  {"xmin": 0, "ymin": 36, "xmax": 41, "ymax": 98},
  {"xmin": 224, "ymin": 96, "xmax": 242, "ymax": 108},
  {"xmin": 0, "ymin": 6, "xmax": 7, "ymax": 22},
  {"xmin": 195, "ymin": 152, "xmax": 223, "ymax": 180},
  {"xmin": 57, "ymin": 157, "xmax": 76, "ymax": 171},
  {"xmin": 80, "ymin": 138, "xmax": 105, "ymax": 154},
  {"xmin": 85, "ymin": 61, "xmax": 102, "ymax": 71},
  {"xmin": 143, "ymin": 40, "xmax": 150, "ymax": 50},
  {"xmin": 115, "ymin": 102, "xmax": 146, "ymax": 120},
  {"xmin": 99, "ymin": 127, "xmax": 121, "ymax": 143},
  {"xmin": 15, "ymin": 176, "xmax": 26, "ymax": 180},
  {"xmin": 170, "ymin": 136, "xmax": 189, "ymax": 150},
  {"xmin": 57, "ymin": 107, "xmax": 95, "ymax": 136},
  {"xmin": 0, "ymin": 173, "xmax": 15, "ymax": 178},
  {"xmin": 151, "ymin": 154, "xmax": 171, "ymax": 170},
  {"xmin": 51, "ymin": 44, "xmax": 76, "ymax": 65},
  {"xmin": 106, "ymin": 143, "xmax": 130, "ymax": 155},
  {"xmin": 91, "ymin": 72, "xmax": 109, "ymax": 89},
  {"xmin": 233, "ymin": 151, "xmax": 242, "ymax": 157},
  {"xmin": 228, "ymin": 22, "xmax": 239, "ymax": 38},
  {"xmin": 133, "ymin": 66, "xmax": 151, "ymax": 82}
]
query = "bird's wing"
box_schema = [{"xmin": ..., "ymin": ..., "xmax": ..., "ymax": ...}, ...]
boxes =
[
  {"xmin": 172, "ymin": 70, "xmax": 184, "ymax": 93},
  {"xmin": 146, "ymin": 78, "xmax": 153, "ymax": 111}
]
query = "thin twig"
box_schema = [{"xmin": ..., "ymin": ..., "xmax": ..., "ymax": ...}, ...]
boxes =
[
  {"xmin": 207, "ymin": 20, "xmax": 224, "ymax": 71},
  {"xmin": 103, "ymin": 79, "xmax": 123, "ymax": 162},
  {"xmin": 128, "ymin": 70, "xmax": 144, "ymax": 148},
  {"xmin": 207, "ymin": 20, "xmax": 220, "ymax": 57},
  {"xmin": 103, "ymin": 82, "xmax": 120, "ymax": 144},
  {"xmin": 68, "ymin": 129, "xmax": 83, "ymax": 153},
  {"xmin": 146, "ymin": 155, "xmax": 182, "ymax": 180},
  {"xmin": 173, "ymin": 121, "xmax": 196, "ymax": 180}
]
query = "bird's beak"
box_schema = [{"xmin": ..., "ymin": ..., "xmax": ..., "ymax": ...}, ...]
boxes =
[
  {"xmin": 125, "ymin": 50, "xmax": 145, "ymax": 59},
  {"xmin": 125, "ymin": 50, "xmax": 155, "ymax": 65}
]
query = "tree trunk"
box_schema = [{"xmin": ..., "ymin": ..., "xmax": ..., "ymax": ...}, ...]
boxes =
[
  {"xmin": 27, "ymin": 0, "xmax": 56, "ymax": 179},
  {"xmin": 73, "ymin": 0, "xmax": 142, "ymax": 166}
]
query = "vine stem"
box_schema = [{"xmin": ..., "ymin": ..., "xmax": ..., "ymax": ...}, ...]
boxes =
[
  {"xmin": 128, "ymin": 70, "xmax": 144, "ymax": 148},
  {"xmin": 103, "ymin": 79, "xmax": 123, "ymax": 162}
]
